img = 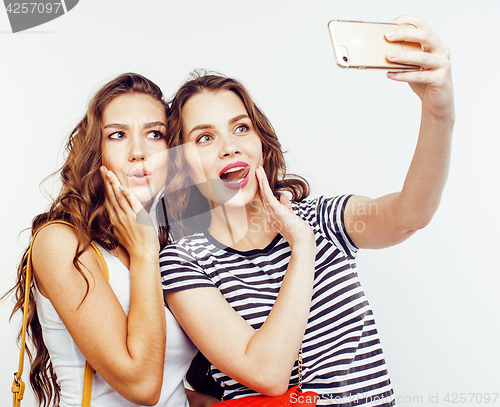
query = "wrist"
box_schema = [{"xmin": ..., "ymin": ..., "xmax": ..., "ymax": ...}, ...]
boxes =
[
  {"xmin": 289, "ymin": 233, "xmax": 316, "ymax": 253},
  {"xmin": 129, "ymin": 250, "xmax": 159, "ymax": 266},
  {"xmin": 422, "ymin": 100, "xmax": 456, "ymax": 126}
]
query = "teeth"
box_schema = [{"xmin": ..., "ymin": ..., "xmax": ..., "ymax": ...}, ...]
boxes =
[{"xmin": 223, "ymin": 166, "xmax": 244, "ymax": 174}]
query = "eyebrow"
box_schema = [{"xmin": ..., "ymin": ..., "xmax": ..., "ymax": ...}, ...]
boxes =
[
  {"xmin": 229, "ymin": 114, "xmax": 249, "ymax": 125},
  {"xmin": 187, "ymin": 114, "xmax": 250, "ymax": 136},
  {"xmin": 103, "ymin": 121, "xmax": 167, "ymax": 130}
]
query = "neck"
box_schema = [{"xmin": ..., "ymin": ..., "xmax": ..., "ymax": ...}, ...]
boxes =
[{"xmin": 208, "ymin": 194, "xmax": 277, "ymax": 250}]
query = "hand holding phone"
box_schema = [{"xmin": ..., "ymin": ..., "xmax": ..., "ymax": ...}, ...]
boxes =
[{"xmin": 328, "ymin": 20, "xmax": 422, "ymax": 70}]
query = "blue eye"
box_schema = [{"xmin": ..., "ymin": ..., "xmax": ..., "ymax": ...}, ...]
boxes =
[
  {"xmin": 197, "ymin": 134, "xmax": 213, "ymax": 143},
  {"xmin": 147, "ymin": 130, "xmax": 165, "ymax": 140},
  {"xmin": 108, "ymin": 131, "xmax": 125, "ymax": 140},
  {"xmin": 235, "ymin": 124, "xmax": 249, "ymax": 134}
]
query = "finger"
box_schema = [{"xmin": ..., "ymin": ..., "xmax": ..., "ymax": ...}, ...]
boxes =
[
  {"xmin": 256, "ymin": 167, "xmax": 282, "ymax": 217},
  {"xmin": 256, "ymin": 168, "xmax": 272, "ymax": 223},
  {"xmin": 386, "ymin": 69, "xmax": 445, "ymax": 84},
  {"xmin": 104, "ymin": 199, "xmax": 116, "ymax": 224},
  {"xmin": 101, "ymin": 166, "xmax": 121, "ymax": 214},
  {"xmin": 387, "ymin": 50, "xmax": 447, "ymax": 70},
  {"xmin": 119, "ymin": 186, "xmax": 155, "ymax": 228},
  {"xmin": 105, "ymin": 169, "xmax": 135, "ymax": 215},
  {"xmin": 392, "ymin": 15, "xmax": 431, "ymax": 31},
  {"xmin": 386, "ymin": 16, "xmax": 443, "ymax": 53},
  {"xmin": 256, "ymin": 167, "xmax": 278, "ymax": 206},
  {"xmin": 118, "ymin": 184, "xmax": 143, "ymax": 215},
  {"xmin": 256, "ymin": 167, "xmax": 284, "ymax": 225},
  {"xmin": 385, "ymin": 27, "xmax": 437, "ymax": 53},
  {"xmin": 280, "ymin": 194, "xmax": 292, "ymax": 211}
]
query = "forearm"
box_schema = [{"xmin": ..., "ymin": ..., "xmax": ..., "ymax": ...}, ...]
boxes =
[
  {"xmin": 122, "ymin": 255, "xmax": 166, "ymax": 389},
  {"xmin": 382, "ymin": 16, "xmax": 454, "ymax": 231},
  {"xmin": 242, "ymin": 243, "xmax": 316, "ymax": 394},
  {"xmin": 393, "ymin": 106, "xmax": 455, "ymax": 230}
]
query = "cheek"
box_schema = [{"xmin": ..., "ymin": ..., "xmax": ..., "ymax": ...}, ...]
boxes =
[
  {"xmin": 102, "ymin": 148, "xmax": 119, "ymax": 177},
  {"xmin": 251, "ymin": 138, "xmax": 264, "ymax": 166},
  {"xmin": 101, "ymin": 142, "xmax": 134, "ymax": 188},
  {"xmin": 152, "ymin": 151, "xmax": 169, "ymax": 185},
  {"xmin": 101, "ymin": 141, "xmax": 122, "ymax": 170},
  {"xmin": 152, "ymin": 149, "xmax": 168, "ymax": 167},
  {"xmin": 101, "ymin": 144, "xmax": 111, "ymax": 167},
  {"xmin": 260, "ymin": 146, "xmax": 265, "ymax": 165}
]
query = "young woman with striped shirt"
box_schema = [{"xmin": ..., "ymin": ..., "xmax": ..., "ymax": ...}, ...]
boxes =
[
  {"xmin": 120, "ymin": 16, "xmax": 452, "ymax": 406},
  {"xmin": 159, "ymin": 15, "xmax": 453, "ymax": 406}
]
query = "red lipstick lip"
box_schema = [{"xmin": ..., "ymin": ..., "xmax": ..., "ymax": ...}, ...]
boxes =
[
  {"xmin": 222, "ymin": 170, "xmax": 250, "ymax": 190},
  {"xmin": 219, "ymin": 161, "xmax": 249, "ymax": 177}
]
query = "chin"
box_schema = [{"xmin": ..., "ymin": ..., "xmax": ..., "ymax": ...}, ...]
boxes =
[
  {"xmin": 223, "ymin": 186, "xmax": 257, "ymax": 209},
  {"xmin": 132, "ymin": 187, "xmax": 159, "ymax": 207},
  {"xmin": 199, "ymin": 178, "xmax": 256, "ymax": 208},
  {"xmin": 220, "ymin": 191, "xmax": 247, "ymax": 208}
]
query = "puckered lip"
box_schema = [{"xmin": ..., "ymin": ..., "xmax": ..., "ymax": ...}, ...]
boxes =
[
  {"xmin": 219, "ymin": 161, "xmax": 249, "ymax": 177},
  {"xmin": 128, "ymin": 167, "xmax": 152, "ymax": 177},
  {"xmin": 127, "ymin": 167, "xmax": 153, "ymax": 185}
]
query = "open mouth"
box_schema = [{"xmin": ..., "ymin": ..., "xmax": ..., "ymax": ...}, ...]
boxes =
[{"xmin": 219, "ymin": 163, "xmax": 250, "ymax": 190}]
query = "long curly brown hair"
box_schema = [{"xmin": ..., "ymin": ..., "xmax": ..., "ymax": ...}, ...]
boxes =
[
  {"xmin": 3, "ymin": 73, "xmax": 170, "ymax": 407},
  {"xmin": 165, "ymin": 70, "xmax": 310, "ymax": 239}
]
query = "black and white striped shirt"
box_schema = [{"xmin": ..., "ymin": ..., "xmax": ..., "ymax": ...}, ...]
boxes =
[{"xmin": 160, "ymin": 195, "xmax": 395, "ymax": 406}]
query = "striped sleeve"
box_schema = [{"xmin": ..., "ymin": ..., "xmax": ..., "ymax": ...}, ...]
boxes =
[
  {"xmin": 315, "ymin": 195, "xmax": 358, "ymax": 259},
  {"xmin": 160, "ymin": 242, "xmax": 216, "ymax": 293}
]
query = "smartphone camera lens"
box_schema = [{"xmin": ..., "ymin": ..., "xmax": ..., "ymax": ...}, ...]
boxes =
[{"xmin": 338, "ymin": 46, "xmax": 350, "ymax": 66}]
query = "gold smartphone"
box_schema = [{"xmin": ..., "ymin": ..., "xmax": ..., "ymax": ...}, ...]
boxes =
[{"xmin": 328, "ymin": 20, "xmax": 422, "ymax": 69}]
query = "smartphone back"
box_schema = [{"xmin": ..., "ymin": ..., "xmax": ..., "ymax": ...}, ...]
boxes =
[{"xmin": 328, "ymin": 20, "xmax": 422, "ymax": 69}]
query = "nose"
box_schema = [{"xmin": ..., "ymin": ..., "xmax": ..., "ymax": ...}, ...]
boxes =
[
  {"xmin": 219, "ymin": 135, "xmax": 241, "ymax": 158},
  {"xmin": 128, "ymin": 137, "xmax": 147, "ymax": 162}
]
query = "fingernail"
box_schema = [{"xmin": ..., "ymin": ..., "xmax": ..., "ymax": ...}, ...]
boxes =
[
  {"xmin": 387, "ymin": 52, "xmax": 399, "ymax": 59},
  {"xmin": 385, "ymin": 31, "xmax": 396, "ymax": 39},
  {"xmin": 386, "ymin": 72, "xmax": 396, "ymax": 78}
]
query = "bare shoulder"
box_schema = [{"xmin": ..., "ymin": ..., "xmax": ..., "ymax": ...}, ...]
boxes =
[
  {"xmin": 32, "ymin": 222, "xmax": 79, "ymax": 254},
  {"xmin": 345, "ymin": 194, "xmax": 373, "ymax": 211},
  {"xmin": 32, "ymin": 223, "xmax": 103, "ymax": 298},
  {"xmin": 343, "ymin": 194, "xmax": 375, "ymax": 224}
]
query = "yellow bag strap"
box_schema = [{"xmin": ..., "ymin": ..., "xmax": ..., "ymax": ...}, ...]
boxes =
[{"xmin": 12, "ymin": 220, "xmax": 109, "ymax": 407}]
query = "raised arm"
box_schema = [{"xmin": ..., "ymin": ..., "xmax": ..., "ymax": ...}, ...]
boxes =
[
  {"xmin": 32, "ymin": 168, "xmax": 165, "ymax": 405},
  {"xmin": 346, "ymin": 15, "xmax": 455, "ymax": 249},
  {"xmin": 164, "ymin": 167, "xmax": 316, "ymax": 397}
]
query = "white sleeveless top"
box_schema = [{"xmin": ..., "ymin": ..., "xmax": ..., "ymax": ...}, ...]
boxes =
[{"xmin": 35, "ymin": 244, "xmax": 197, "ymax": 407}]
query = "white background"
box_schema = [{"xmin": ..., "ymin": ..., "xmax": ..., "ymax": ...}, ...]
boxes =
[{"xmin": 1, "ymin": 1, "xmax": 499, "ymax": 406}]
